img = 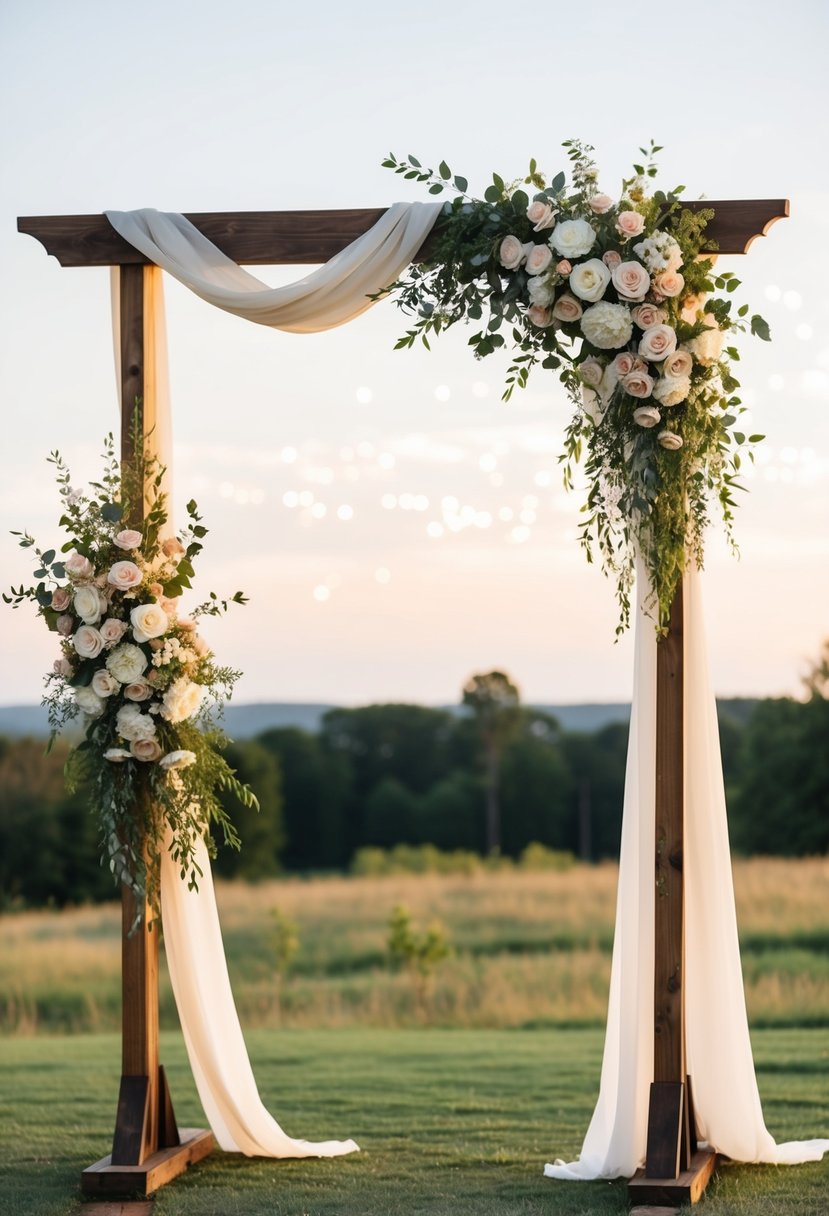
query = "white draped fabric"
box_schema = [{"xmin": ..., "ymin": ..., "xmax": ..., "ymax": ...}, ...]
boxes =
[
  {"xmin": 107, "ymin": 201, "xmax": 827, "ymax": 1174},
  {"xmin": 109, "ymin": 201, "xmax": 440, "ymax": 1158},
  {"xmin": 545, "ymin": 565, "xmax": 829, "ymax": 1179}
]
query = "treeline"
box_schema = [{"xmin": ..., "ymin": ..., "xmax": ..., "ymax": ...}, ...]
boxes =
[{"xmin": 1, "ymin": 654, "xmax": 827, "ymax": 908}]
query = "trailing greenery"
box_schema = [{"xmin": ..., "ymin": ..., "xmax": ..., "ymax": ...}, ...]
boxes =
[{"xmin": 383, "ymin": 140, "xmax": 770, "ymax": 634}]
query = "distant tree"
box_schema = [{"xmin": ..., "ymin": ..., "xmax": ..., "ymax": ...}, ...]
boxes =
[
  {"xmin": 257, "ymin": 727, "xmax": 351, "ymax": 869},
  {"xmin": 462, "ymin": 671, "xmax": 522, "ymax": 853},
  {"xmin": 417, "ymin": 770, "xmax": 481, "ymax": 851},
  {"xmin": 364, "ymin": 777, "xmax": 419, "ymax": 846},
  {"xmin": 212, "ymin": 740, "xmax": 284, "ymax": 879},
  {"xmin": 499, "ymin": 711, "xmax": 573, "ymax": 857},
  {"xmin": 560, "ymin": 722, "xmax": 629, "ymax": 859}
]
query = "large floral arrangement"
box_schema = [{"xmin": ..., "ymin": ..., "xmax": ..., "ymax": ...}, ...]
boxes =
[
  {"xmin": 5, "ymin": 430, "xmax": 256, "ymax": 917},
  {"xmin": 383, "ymin": 140, "xmax": 770, "ymax": 632}
]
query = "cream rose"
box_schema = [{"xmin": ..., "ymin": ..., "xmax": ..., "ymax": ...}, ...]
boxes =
[
  {"xmin": 131, "ymin": 602, "xmax": 169, "ymax": 643},
  {"xmin": 653, "ymin": 270, "xmax": 685, "ymax": 299},
  {"xmin": 622, "ymin": 371, "xmax": 655, "ymax": 399},
  {"xmin": 527, "ymin": 304, "xmax": 553, "ymax": 328},
  {"xmin": 160, "ymin": 749, "xmax": 197, "ymax": 771},
  {"xmin": 130, "ymin": 738, "xmax": 163, "ymax": 762},
  {"xmin": 658, "ymin": 430, "xmax": 684, "ymax": 450},
  {"xmin": 525, "ymin": 244, "xmax": 553, "ymax": 276},
  {"xmin": 551, "ymin": 293, "xmax": 583, "ymax": 323},
  {"xmin": 663, "ymin": 350, "xmax": 694, "ymax": 380},
  {"xmin": 51, "ymin": 587, "xmax": 71, "ymax": 611},
  {"xmin": 633, "ymin": 405, "xmax": 662, "ymax": 428},
  {"xmin": 107, "ymin": 561, "xmax": 142, "ymax": 591},
  {"xmin": 104, "ymin": 748, "xmax": 132, "ymax": 763},
  {"xmin": 611, "ymin": 261, "xmax": 651, "ymax": 302},
  {"xmin": 638, "ymin": 324, "xmax": 677, "ymax": 362},
  {"xmin": 631, "ymin": 303, "xmax": 666, "ymax": 329},
  {"xmin": 124, "ymin": 681, "xmax": 153, "ymax": 701},
  {"xmin": 91, "ymin": 669, "xmax": 120, "ymax": 698},
  {"xmin": 100, "ymin": 618, "xmax": 128, "ymax": 646},
  {"xmin": 653, "ymin": 376, "xmax": 691, "ymax": 407},
  {"xmin": 73, "ymin": 625, "xmax": 104, "ymax": 658},
  {"xmin": 550, "ymin": 218, "xmax": 596, "ymax": 259},
  {"xmin": 527, "ymin": 277, "xmax": 554, "ymax": 307},
  {"xmin": 73, "ymin": 585, "xmax": 103, "ymax": 625},
  {"xmin": 588, "ymin": 193, "xmax": 614, "ymax": 214},
  {"xmin": 616, "ymin": 210, "xmax": 645, "ymax": 238},
  {"xmin": 526, "ymin": 200, "xmax": 556, "ymax": 231},
  {"xmin": 160, "ymin": 678, "xmax": 204, "ymax": 724},
  {"xmin": 106, "ymin": 642, "xmax": 148, "ymax": 685},
  {"xmin": 116, "ymin": 703, "xmax": 157, "ymax": 742},
  {"xmin": 684, "ymin": 315, "xmax": 724, "ymax": 366},
  {"xmin": 579, "ymin": 357, "xmax": 605, "ymax": 389},
  {"xmin": 498, "ymin": 235, "xmax": 525, "ymax": 270},
  {"xmin": 114, "ymin": 529, "xmax": 143, "ymax": 550},
  {"xmin": 569, "ymin": 258, "xmax": 611, "ymax": 303},
  {"xmin": 65, "ymin": 553, "xmax": 93, "ymax": 579},
  {"xmin": 76, "ymin": 687, "xmax": 105, "ymax": 718},
  {"xmin": 580, "ymin": 302, "xmax": 633, "ymax": 350}
]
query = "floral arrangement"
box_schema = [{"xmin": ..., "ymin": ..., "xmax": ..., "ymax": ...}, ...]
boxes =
[
  {"xmin": 382, "ymin": 140, "xmax": 770, "ymax": 632},
  {"xmin": 4, "ymin": 429, "xmax": 257, "ymax": 917}
]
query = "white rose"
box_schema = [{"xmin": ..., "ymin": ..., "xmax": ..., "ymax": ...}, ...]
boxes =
[
  {"xmin": 525, "ymin": 244, "xmax": 553, "ymax": 276},
  {"xmin": 684, "ymin": 315, "xmax": 724, "ymax": 367},
  {"xmin": 569, "ymin": 258, "xmax": 611, "ymax": 303},
  {"xmin": 76, "ymin": 686, "xmax": 105, "ymax": 718},
  {"xmin": 116, "ymin": 703, "xmax": 157, "ymax": 742},
  {"xmin": 114, "ymin": 529, "xmax": 143, "ymax": 550},
  {"xmin": 527, "ymin": 276, "xmax": 554, "ymax": 307},
  {"xmin": 160, "ymin": 678, "xmax": 204, "ymax": 724},
  {"xmin": 580, "ymin": 302, "xmax": 633, "ymax": 350},
  {"xmin": 611, "ymin": 261, "xmax": 651, "ymax": 302},
  {"xmin": 633, "ymin": 405, "xmax": 662, "ymax": 428},
  {"xmin": 653, "ymin": 376, "xmax": 691, "ymax": 407},
  {"xmin": 550, "ymin": 218, "xmax": 596, "ymax": 259},
  {"xmin": 551, "ymin": 293, "xmax": 583, "ymax": 323},
  {"xmin": 104, "ymin": 748, "xmax": 132, "ymax": 763},
  {"xmin": 638, "ymin": 324, "xmax": 678, "ymax": 362},
  {"xmin": 91, "ymin": 669, "xmax": 120, "ymax": 698},
  {"xmin": 498, "ymin": 235, "xmax": 525, "ymax": 270},
  {"xmin": 526, "ymin": 200, "xmax": 556, "ymax": 232},
  {"xmin": 73, "ymin": 585, "xmax": 103, "ymax": 625},
  {"xmin": 160, "ymin": 749, "xmax": 197, "ymax": 771},
  {"xmin": 73, "ymin": 625, "xmax": 104, "ymax": 659},
  {"xmin": 130, "ymin": 602, "xmax": 169, "ymax": 643},
  {"xmin": 106, "ymin": 643, "xmax": 148, "ymax": 685},
  {"xmin": 658, "ymin": 430, "xmax": 684, "ymax": 450}
]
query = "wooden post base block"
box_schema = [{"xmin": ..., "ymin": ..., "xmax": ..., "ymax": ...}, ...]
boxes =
[
  {"xmin": 629, "ymin": 1148, "xmax": 717, "ymax": 1207},
  {"xmin": 81, "ymin": 1128, "xmax": 214, "ymax": 1197}
]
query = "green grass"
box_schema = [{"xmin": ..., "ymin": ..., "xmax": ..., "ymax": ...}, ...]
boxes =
[{"xmin": 1, "ymin": 1028, "xmax": 827, "ymax": 1215}]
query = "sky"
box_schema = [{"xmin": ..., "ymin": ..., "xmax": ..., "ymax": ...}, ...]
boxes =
[{"xmin": 1, "ymin": 0, "xmax": 827, "ymax": 708}]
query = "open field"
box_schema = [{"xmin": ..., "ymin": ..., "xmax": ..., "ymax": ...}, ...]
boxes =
[
  {"xmin": 2, "ymin": 857, "xmax": 827, "ymax": 1034},
  {"xmin": 1, "ymin": 1028, "xmax": 827, "ymax": 1216}
]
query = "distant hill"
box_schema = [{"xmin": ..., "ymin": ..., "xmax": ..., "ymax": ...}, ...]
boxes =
[{"xmin": 0, "ymin": 697, "xmax": 760, "ymax": 741}]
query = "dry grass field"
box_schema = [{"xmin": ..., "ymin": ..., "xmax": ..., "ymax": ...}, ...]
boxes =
[{"xmin": 2, "ymin": 856, "xmax": 827, "ymax": 1034}]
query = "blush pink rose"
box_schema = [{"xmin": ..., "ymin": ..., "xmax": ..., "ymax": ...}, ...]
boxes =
[
  {"xmin": 73, "ymin": 624, "xmax": 104, "ymax": 658},
  {"xmin": 579, "ymin": 357, "xmax": 605, "ymax": 388},
  {"xmin": 611, "ymin": 261, "xmax": 651, "ymax": 302},
  {"xmin": 527, "ymin": 304, "xmax": 554, "ymax": 328},
  {"xmin": 525, "ymin": 244, "xmax": 553, "ymax": 276},
  {"xmin": 177, "ymin": 618, "xmax": 196, "ymax": 632},
  {"xmin": 622, "ymin": 371, "xmax": 655, "ymax": 398},
  {"xmin": 653, "ymin": 270, "xmax": 685, "ymax": 298},
  {"xmin": 555, "ymin": 259, "xmax": 572, "ymax": 275},
  {"xmin": 100, "ymin": 618, "xmax": 128, "ymax": 645},
  {"xmin": 114, "ymin": 529, "xmax": 143, "ymax": 550},
  {"xmin": 616, "ymin": 210, "xmax": 645, "ymax": 238},
  {"xmin": 124, "ymin": 681, "xmax": 153, "ymax": 701},
  {"xmin": 149, "ymin": 582, "xmax": 164, "ymax": 597},
  {"xmin": 65, "ymin": 553, "xmax": 94, "ymax": 579},
  {"xmin": 663, "ymin": 350, "xmax": 694, "ymax": 379},
  {"xmin": 53, "ymin": 657, "xmax": 73, "ymax": 677},
  {"xmin": 631, "ymin": 302, "xmax": 666, "ymax": 329},
  {"xmin": 551, "ymin": 293, "xmax": 583, "ymax": 323},
  {"xmin": 612, "ymin": 352, "xmax": 636, "ymax": 377},
  {"xmin": 499, "ymin": 235, "xmax": 525, "ymax": 270},
  {"xmin": 633, "ymin": 405, "xmax": 662, "ymax": 428},
  {"xmin": 588, "ymin": 193, "xmax": 614, "ymax": 214},
  {"xmin": 107, "ymin": 561, "xmax": 142, "ymax": 591},
  {"xmin": 602, "ymin": 251, "xmax": 622, "ymax": 270},
  {"xmin": 161, "ymin": 537, "xmax": 186, "ymax": 559},
  {"xmin": 51, "ymin": 587, "xmax": 71, "ymax": 611},
  {"xmin": 638, "ymin": 324, "xmax": 678, "ymax": 362},
  {"xmin": 526, "ymin": 200, "xmax": 556, "ymax": 231},
  {"xmin": 130, "ymin": 737, "xmax": 163, "ymax": 762},
  {"xmin": 56, "ymin": 614, "xmax": 74, "ymax": 637}
]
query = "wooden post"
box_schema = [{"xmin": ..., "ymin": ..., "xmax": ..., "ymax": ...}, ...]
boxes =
[{"xmin": 81, "ymin": 265, "xmax": 213, "ymax": 1195}]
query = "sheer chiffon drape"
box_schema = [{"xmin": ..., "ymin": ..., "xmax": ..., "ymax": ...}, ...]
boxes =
[{"xmin": 545, "ymin": 565, "xmax": 829, "ymax": 1179}]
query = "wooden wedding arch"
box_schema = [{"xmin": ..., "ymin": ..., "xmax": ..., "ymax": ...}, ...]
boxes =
[{"xmin": 19, "ymin": 197, "xmax": 788, "ymax": 1205}]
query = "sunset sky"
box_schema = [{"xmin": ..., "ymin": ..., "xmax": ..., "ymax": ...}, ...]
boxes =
[{"xmin": 1, "ymin": 1, "xmax": 827, "ymax": 708}]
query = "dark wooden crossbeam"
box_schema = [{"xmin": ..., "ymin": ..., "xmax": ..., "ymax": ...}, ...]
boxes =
[{"xmin": 18, "ymin": 199, "xmax": 789, "ymax": 267}]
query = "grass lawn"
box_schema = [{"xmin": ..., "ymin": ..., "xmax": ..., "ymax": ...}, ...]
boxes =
[{"xmin": 0, "ymin": 1028, "xmax": 827, "ymax": 1216}]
